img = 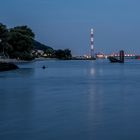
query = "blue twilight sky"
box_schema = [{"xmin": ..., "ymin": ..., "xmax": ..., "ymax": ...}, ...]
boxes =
[{"xmin": 1, "ymin": 0, "xmax": 140, "ymax": 55}]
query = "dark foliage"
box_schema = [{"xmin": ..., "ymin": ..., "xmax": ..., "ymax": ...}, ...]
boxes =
[
  {"xmin": 10, "ymin": 25, "xmax": 35, "ymax": 38},
  {"xmin": 33, "ymin": 40, "xmax": 53, "ymax": 51},
  {"xmin": 55, "ymin": 49, "xmax": 72, "ymax": 59},
  {"xmin": 0, "ymin": 23, "xmax": 35, "ymax": 60},
  {"xmin": 0, "ymin": 23, "xmax": 72, "ymax": 60}
]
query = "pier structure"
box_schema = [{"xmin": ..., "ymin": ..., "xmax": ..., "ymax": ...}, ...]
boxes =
[{"xmin": 119, "ymin": 50, "xmax": 124, "ymax": 63}]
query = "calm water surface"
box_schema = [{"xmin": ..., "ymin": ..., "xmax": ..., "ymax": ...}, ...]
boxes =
[{"xmin": 0, "ymin": 60, "xmax": 140, "ymax": 140}]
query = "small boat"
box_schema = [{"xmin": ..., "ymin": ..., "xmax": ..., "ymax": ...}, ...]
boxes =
[
  {"xmin": 108, "ymin": 56, "xmax": 123, "ymax": 63},
  {"xmin": 108, "ymin": 50, "xmax": 124, "ymax": 63}
]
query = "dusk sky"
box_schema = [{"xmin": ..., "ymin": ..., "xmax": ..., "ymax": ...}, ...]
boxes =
[{"xmin": 1, "ymin": 0, "xmax": 140, "ymax": 55}]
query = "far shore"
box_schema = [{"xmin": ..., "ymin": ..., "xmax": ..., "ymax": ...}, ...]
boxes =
[
  {"xmin": 0, "ymin": 57, "xmax": 58, "ymax": 63},
  {"xmin": 0, "ymin": 57, "xmax": 101, "ymax": 63},
  {"xmin": 0, "ymin": 58, "xmax": 34, "ymax": 63}
]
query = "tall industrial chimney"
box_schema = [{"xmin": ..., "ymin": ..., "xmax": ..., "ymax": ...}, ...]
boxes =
[{"xmin": 90, "ymin": 28, "xmax": 95, "ymax": 59}]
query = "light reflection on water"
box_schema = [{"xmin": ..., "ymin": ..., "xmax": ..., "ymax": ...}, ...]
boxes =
[{"xmin": 0, "ymin": 60, "xmax": 140, "ymax": 140}]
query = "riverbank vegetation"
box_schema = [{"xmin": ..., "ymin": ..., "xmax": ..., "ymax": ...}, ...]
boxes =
[{"xmin": 0, "ymin": 23, "xmax": 72, "ymax": 60}]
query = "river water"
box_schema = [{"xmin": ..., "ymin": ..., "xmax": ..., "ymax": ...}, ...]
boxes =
[{"xmin": 0, "ymin": 59, "xmax": 140, "ymax": 140}]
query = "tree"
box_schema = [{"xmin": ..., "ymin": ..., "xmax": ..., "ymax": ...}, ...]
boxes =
[
  {"xmin": 8, "ymin": 25, "xmax": 35, "ymax": 60},
  {"xmin": 44, "ymin": 48, "xmax": 55, "ymax": 57},
  {"xmin": 10, "ymin": 25, "xmax": 35, "ymax": 38},
  {"xmin": 0, "ymin": 23, "xmax": 9, "ymax": 57},
  {"xmin": 55, "ymin": 49, "xmax": 72, "ymax": 59},
  {"xmin": 64, "ymin": 49, "xmax": 72, "ymax": 59},
  {"xmin": 0, "ymin": 23, "xmax": 8, "ymax": 40}
]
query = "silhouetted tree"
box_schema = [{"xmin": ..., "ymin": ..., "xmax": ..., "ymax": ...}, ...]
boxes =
[
  {"xmin": 64, "ymin": 49, "xmax": 72, "ymax": 59},
  {"xmin": 0, "ymin": 23, "xmax": 10, "ymax": 57},
  {"xmin": 55, "ymin": 49, "xmax": 72, "ymax": 59},
  {"xmin": 8, "ymin": 25, "xmax": 35, "ymax": 60},
  {"xmin": 0, "ymin": 23, "xmax": 8, "ymax": 40},
  {"xmin": 10, "ymin": 25, "xmax": 35, "ymax": 38}
]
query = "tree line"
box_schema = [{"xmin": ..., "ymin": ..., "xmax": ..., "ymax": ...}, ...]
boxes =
[{"xmin": 0, "ymin": 23, "xmax": 72, "ymax": 60}]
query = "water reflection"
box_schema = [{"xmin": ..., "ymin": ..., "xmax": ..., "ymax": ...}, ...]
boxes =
[
  {"xmin": 1, "ymin": 60, "xmax": 140, "ymax": 140},
  {"xmin": 90, "ymin": 68, "xmax": 96, "ymax": 76},
  {"xmin": 0, "ymin": 68, "xmax": 35, "ymax": 79},
  {"xmin": 0, "ymin": 83, "xmax": 34, "ymax": 138},
  {"xmin": 86, "ymin": 62, "xmax": 140, "ymax": 139},
  {"xmin": 16, "ymin": 68, "xmax": 35, "ymax": 76},
  {"xmin": 87, "ymin": 80, "xmax": 104, "ymax": 139}
]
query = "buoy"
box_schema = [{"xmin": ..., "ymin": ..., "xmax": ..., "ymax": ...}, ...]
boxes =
[{"xmin": 42, "ymin": 65, "xmax": 46, "ymax": 69}]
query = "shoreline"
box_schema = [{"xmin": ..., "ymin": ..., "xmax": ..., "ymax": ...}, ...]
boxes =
[
  {"xmin": 0, "ymin": 57, "xmax": 58, "ymax": 63},
  {"xmin": 0, "ymin": 58, "xmax": 34, "ymax": 63}
]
